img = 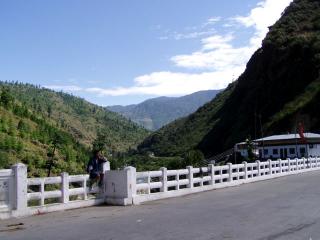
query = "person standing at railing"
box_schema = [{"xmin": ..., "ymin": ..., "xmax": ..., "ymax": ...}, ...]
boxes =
[{"xmin": 87, "ymin": 150, "xmax": 107, "ymax": 190}]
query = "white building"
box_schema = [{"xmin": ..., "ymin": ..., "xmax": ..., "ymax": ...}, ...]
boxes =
[{"xmin": 235, "ymin": 133, "xmax": 320, "ymax": 160}]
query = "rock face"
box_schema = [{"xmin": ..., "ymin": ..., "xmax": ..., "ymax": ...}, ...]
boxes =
[
  {"xmin": 138, "ymin": 0, "xmax": 320, "ymax": 157},
  {"xmin": 107, "ymin": 90, "xmax": 222, "ymax": 130}
]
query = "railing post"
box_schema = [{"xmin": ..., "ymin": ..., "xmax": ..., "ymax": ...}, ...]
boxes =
[
  {"xmin": 83, "ymin": 177, "xmax": 88, "ymax": 200},
  {"xmin": 312, "ymin": 158, "xmax": 314, "ymax": 168},
  {"xmin": 147, "ymin": 172, "xmax": 151, "ymax": 194},
  {"xmin": 279, "ymin": 159, "xmax": 282, "ymax": 173},
  {"xmin": 287, "ymin": 158, "xmax": 290, "ymax": 172},
  {"xmin": 160, "ymin": 167, "xmax": 167, "ymax": 192},
  {"xmin": 200, "ymin": 167, "xmax": 204, "ymax": 187},
  {"xmin": 187, "ymin": 166, "xmax": 193, "ymax": 189},
  {"xmin": 126, "ymin": 166, "xmax": 136, "ymax": 199},
  {"xmin": 102, "ymin": 161, "xmax": 111, "ymax": 195},
  {"xmin": 295, "ymin": 158, "xmax": 299, "ymax": 171},
  {"xmin": 176, "ymin": 172, "xmax": 180, "ymax": 190},
  {"xmin": 256, "ymin": 160, "xmax": 260, "ymax": 177},
  {"xmin": 40, "ymin": 179, "xmax": 45, "ymax": 206},
  {"xmin": 12, "ymin": 163, "xmax": 28, "ymax": 215},
  {"xmin": 268, "ymin": 159, "xmax": 273, "ymax": 175},
  {"xmin": 61, "ymin": 172, "xmax": 69, "ymax": 204},
  {"xmin": 208, "ymin": 164, "xmax": 214, "ymax": 185},
  {"xmin": 243, "ymin": 162, "xmax": 248, "ymax": 180},
  {"xmin": 228, "ymin": 163, "xmax": 232, "ymax": 182},
  {"xmin": 102, "ymin": 161, "xmax": 110, "ymax": 172}
]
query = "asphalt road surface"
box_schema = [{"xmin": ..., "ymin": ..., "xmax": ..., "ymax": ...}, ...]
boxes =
[{"xmin": 1, "ymin": 171, "xmax": 320, "ymax": 240}]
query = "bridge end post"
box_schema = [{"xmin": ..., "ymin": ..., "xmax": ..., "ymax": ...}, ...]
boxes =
[{"xmin": 104, "ymin": 166, "xmax": 136, "ymax": 206}]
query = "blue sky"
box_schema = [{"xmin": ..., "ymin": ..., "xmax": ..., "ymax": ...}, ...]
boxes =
[{"xmin": 0, "ymin": 0, "xmax": 292, "ymax": 106}]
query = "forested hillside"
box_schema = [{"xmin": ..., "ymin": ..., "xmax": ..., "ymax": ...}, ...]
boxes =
[
  {"xmin": 0, "ymin": 82, "xmax": 149, "ymax": 176},
  {"xmin": 107, "ymin": 90, "xmax": 221, "ymax": 130},
  {"xmin": 139, "ymin": 0, "xmax": 320, "ymax": 158}
]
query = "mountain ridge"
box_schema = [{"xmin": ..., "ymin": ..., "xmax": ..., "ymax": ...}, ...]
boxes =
[
  {"xmin": 0, "ymin": 81, "xmax": 149, "ymax": 176},
  {"xmin": 107, "ymin": 90, "xmax": 222, "ymax": 130},
  {"xmin": 138, "ymin": 0, "xmax": 320, "ymax": 158}
]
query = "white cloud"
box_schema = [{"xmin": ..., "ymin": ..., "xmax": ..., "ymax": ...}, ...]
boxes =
[
  {"xmin": 172, "ymin": 0, "xmax": 293, "ymax": 72},
  {"xmin": 233, "ymin": 0, "xmax": 293, "ymax": 48},
  {"xmin": 201, "ymin": 34, "xmax": 234, "ymax": 50},
  {"xmin": 160, "ymin": 16, "xmax": 221, "ymax": 41},
  {"xmin": 85, "ymin": 71, "xmax": 238, "ymax": 96},
  {"xmin": 173, "ymin": 30, "xmax": 216, "ymax": 40},
  {"xmin": 46, "ymin": 0, "xmax": 293, "ymax": 98}
]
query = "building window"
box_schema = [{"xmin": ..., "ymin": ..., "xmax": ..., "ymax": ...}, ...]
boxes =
[
  {"xmin": 300, "ymin": 147, "xmax": 306, "ymax": 154},
  {"xmin": 289, "ymin": 148, "xmax": 295, "ymax": 155},
  {"xmin": 273, "ymin": 149, "xmax": 278, "ymax": 155},
  {"xmin": 264, "ymin": 149, "xmax": 268, "ymax": 155}
]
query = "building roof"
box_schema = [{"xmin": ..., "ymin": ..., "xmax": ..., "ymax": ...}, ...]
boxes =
[{"xmin": 254, "ymin": 133, "xmax": 320, "ymax": 142}]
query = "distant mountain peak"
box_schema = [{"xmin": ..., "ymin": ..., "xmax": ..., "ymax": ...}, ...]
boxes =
[{"xmin": 107, "ymin": 90, "xmax": 222, "ymax": 130}]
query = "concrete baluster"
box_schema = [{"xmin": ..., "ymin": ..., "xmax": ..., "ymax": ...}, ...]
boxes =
[
  {"xmin": 160, "ymin": 167, "xmax": 167, "ymax": 192},
  {"xmin": 83, "ymin": 177, "xmax": 87, "ymax": 200},
  {"xmin": 61, "ymin": 172, "xmax": 69, "ymax": 203},
  {"xmin": 40, "ymin": 179, "xmax": 45, "ymax": 206},
  {"xmin": 228, "ymin": 163, "xmax": 233, "ymax": 182},
  {"xmin": 12, "ymin": 163, "xmax": 28, "ymax": 215},
  {"xmin": 147, "ymin": 172, "xmax": 151, "ymax": 194},
  {"xmin": 187, "ymin": 166, "xmax": 193, "ymax": 189},
  {"xmin": 208, "ymin": 164, "xmax": 214, "ymax": 185},
  {"xmin": 243, "ymin": 162, "xmax": 248, "ymax": 180},
  {"xmin": 256, "ymin": 160, "xmax": 261, "ymax": 177},
  {"xmin": 287, "ymin": 158, "xmax": 290, "ymax": 172},
  {"xmin": 176, "ymin": 172, "xmax": 180, "ymax": 190},
  {"xmin": 268, "ymin": 159, "xmax": 272, "ymax": 175}
]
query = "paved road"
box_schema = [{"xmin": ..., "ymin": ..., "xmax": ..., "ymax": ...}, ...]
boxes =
[{"xmin": 1, "ymin": 171, "xmax": 320, "ymax": 240}]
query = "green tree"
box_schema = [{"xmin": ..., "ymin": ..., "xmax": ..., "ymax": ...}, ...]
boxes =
[
  {"xmin": 245, "ymin": 137, "xmax": 256, "ymax": 162},
  {"xmin": 183, "ymin": 150, "xmax": 205, "ymax": 167},
  {"xmin": 0, "ymin": 87, "xmax": 14, "ymax": 108}
]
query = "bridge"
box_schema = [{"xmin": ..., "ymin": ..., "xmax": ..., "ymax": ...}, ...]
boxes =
[
  {"xmin": 1, "ymin": 170, "xmax": 320, "ymax": 240},
  {"xmin": 0, "ymin": 158, "xmax": 320, "ymax": 239}
]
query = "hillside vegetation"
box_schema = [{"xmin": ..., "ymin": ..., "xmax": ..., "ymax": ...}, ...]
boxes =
[
  {"xmin": 0, "ymin": 82, "xmax": 149, "ymax": 176},
  {"xmin": 107, "ymin": 90, "xmax": 221, "ymax": 130},
  {"xmin": 139, "ymin": 0, "xmax": 320, "ymax": 158}
]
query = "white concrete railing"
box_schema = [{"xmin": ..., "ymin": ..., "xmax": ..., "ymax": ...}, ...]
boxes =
[
  {"xmin": 132, "ymin": 158, "xmax": 320, "ymax": 204},
  {"xmin": 2, "ymin": 157, "xmax": 320, "ymax": 219},
  {"xmin": 0, "ymin": 162, "xmax": 110, "ymax": 220},
  {"xmin": 104, "ymin": 157, "xmax": 320, "ymax": 205},
  {"xmin": 27, "ymin": 173, "xmax": 101, "ymax": 206},
  {"xmin": 0, "ymin": 169, "xmax": 14, "ymax": 212}
]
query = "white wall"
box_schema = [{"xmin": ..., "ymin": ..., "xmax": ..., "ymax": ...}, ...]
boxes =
[{"xmin": 258, "ymin": 144, "xmax": 320, "ymax": 159}]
